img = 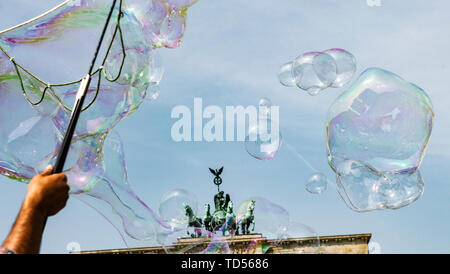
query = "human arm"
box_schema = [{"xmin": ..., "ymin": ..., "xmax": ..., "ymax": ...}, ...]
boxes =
[{"xmin": 1, "ymin": 165, "xmax": 69, "ymax": 254}]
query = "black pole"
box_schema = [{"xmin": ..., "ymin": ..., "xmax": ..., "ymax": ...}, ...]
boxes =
[
  {"xmin": 53, "ymin": 0, "xmax": 117, "ymax": 173},
  {"xmin": 45, "ymin": 1, "xmax": 117, "ymax": 228}
]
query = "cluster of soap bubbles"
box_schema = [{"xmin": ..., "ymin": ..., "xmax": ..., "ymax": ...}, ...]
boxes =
[
  {"xmin": 326, "ymin": 68, "xmax": 434, "ymax": 212},
  {"xmin": 245, "ymin": 98, "xmax": 282, "ymax": 160},
  {"xmin": 156, "ymin": 190, "xmax": 322, "ymax": 254},
  {"xmin": 0, "ymin": 0, "xmax": 197, "ymax": 245},
  {"xmin": 278, "ymin": 48, "xmax": 356, "ymax": 96}
]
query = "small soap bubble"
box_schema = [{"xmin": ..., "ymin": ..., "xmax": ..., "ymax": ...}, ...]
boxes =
[
  {"xmin": 278, "ymin": 62, "xmax": 296, "ymax": 87},
  {"xmin": 258, "ymin": 97, "xmax": 272, "ymax": 116},
  {"xmin": 146, "ymin": 84, "xmax": 161, "ymax": 101},
  {"xmin": 258, "ymin": 97, "xmax": 272, "ymax": 108},
  {"xmin": 66, "ymin": 242, "xmax": 81, "ymax": 254},
  {"xmin": 305, "ymin": 172, "xmax": 328, "ymax": 194},
  {"xmin": 323, "ymin": 48, "xmax": 356, "ymax": 88},
  {"xmin": 245, "ymin": 119, "xmax": 282, "ymax": 160}
]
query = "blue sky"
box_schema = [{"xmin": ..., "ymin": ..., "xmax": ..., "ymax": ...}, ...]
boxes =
[{"xmin": 1, "ymin": 0, "xmax": 450, "ymax": 253}]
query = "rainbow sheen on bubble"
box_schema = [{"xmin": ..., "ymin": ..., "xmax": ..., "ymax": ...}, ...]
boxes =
[
  {"xmin": 327, "ymin": 68, "xmax": 433, "ymax": 212},
  {"xmin": 0, "ymin": 0, "xmax": 198, "ymax": 245}
]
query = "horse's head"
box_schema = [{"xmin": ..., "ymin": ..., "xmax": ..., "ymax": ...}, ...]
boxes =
[
  {"xmin": 248, "ymin": 200, "xmax": 256, "ymax": 212},
  {"xmin": 226, "ymin": 200, "xmax": 233, "ymax": 213},
  {"xmin": 184, "ymin": 205, "xmax": 193, "ymax": 217}
]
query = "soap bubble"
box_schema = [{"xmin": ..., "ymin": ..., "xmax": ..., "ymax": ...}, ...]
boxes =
[
  {"xmin": 167, "ymin": 0, "xmax": 199, "ymax": 10},
  {"xmin": 159, "ymin": 189, "xmax": 198, "ymax": 230},
  {"xmin": 0, "ymin": 0, "xmax": 199, "ymax": 244},
  {"xmin": 156, "ymin": 196, "xmax": 317, "ymax": 254},
  {"xmin": 276, "ymin": 221, "xmax": 321, "ymax": 254},
  {"xmin": 146, "ymin": 84, "xmax": 161, "ymax": 101},
  {"xmin": 278, "ymin": 62, "xmax": 296, "ymax": 87},
  {"xmin": 197, "ymin": 232, "xmax": 231, "ymax": 254},
  {"xmin": 236, "ymin": 197, "xmax": 289, "ymax": 240},
  {"xmin": 279, "ymin": 48, "xmax": 356, "ymax": 95},
  {"xmin": 258, "ymin": 97, "xmax": 272, "ymax": 108},
  {"xmin": 323, "ymin": 48, "xmax": 356, "ymax": 88},
  {"xmin": 156, "ymin": 227, "xmax": 230, "ymax": 254},
  {"xmin": 292, "ymin": 52, "xmax": 337, "ymax": 95},
  {"xmin": 327, "ymin": 68, "xmax": 433, "ymax": 212},
  {"xmin": 305, "ymin": 172, "xmax": 328, "ymax": 194},
  {"xmin": 245, "ymin": 119, "xmax": 282, "ymax": 160},
  {"xmin": 148, "ymin": 10, "xmax": 187, "ymax": 49},
  {"xmin": 149, "ymin": 51, "xmax": 165, "ymax": 85},
  {"xmin": 75, "ymin": 131, "xmax": 164, "ymax": 244},
  {"xmin": 258, "ymin": 97, "xmax": 272, "ymax": 116}
]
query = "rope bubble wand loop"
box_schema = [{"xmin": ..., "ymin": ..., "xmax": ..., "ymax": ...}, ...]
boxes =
[{"xmin": 45, "ymin": 0, "xmax": 118, "ymax": 227}]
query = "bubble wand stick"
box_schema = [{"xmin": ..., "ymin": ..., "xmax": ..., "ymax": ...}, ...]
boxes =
[
  {"xmin": 45, "ymin": 0, "xmax": 118, "ymax": 226},
  {"xmin": 53, "ymin": 0, "xmax": 117, "ymax": 174}
]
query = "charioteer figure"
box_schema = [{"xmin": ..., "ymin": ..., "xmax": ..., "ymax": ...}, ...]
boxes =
[{"xmin": 184, "ymin": 167, "xmax": 256, "ymax": 237}]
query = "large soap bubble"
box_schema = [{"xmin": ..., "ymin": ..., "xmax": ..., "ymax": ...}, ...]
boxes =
[
  {"xmin": 278, "ymin": 48, "xmax": 356, "ymax": 95},
  {"xmin": 327, "ymin": 68, "xmax": 433, "ymax": 212},
  {"xmin": 0, "ymin": 0, "xmax": 199, "ymax": 245}
]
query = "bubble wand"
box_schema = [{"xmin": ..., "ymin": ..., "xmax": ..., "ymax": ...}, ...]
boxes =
[
  {"xmin": 53, "ymin": 0, "xmax": 117, "ymax": 174},
  {"xmin": 45, "ymin": 0, "xmax": 118, "ymax": 227}
]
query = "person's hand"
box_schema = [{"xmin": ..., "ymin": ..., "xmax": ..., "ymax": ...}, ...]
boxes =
[{"xmin": 24, "ymin": 165, "xmax": 69, "ymax": 217}]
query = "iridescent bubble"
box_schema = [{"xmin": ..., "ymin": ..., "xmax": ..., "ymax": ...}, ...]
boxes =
[
  {"xmin": 0, "ymin": 0, "xmax": 199, "ymax": 244},
  {"xmin": 167, "ymin": 0, "xmax": 199, "ymax": 10},
  {"xmin": 305, "ymin": 172, "xmax": 328, "ymax": 194},
  {"xmin": 75, "ymin": 131, "xmax": 163, "ymax": 245},
  {"xmin": 159, "ymin": 197, "xmax": 318, "ymax": 254},
  {"xmin": 327, "ymin": 68, "xmax": 433, "ymax": 211},
  {"xmin": 245, "ymin": 119, "xmax": 282, "ymax": 160},
  {"xmin": 278, "ymin": 62, "xmax": 296, "ymax": 87},
  {"xmin": 327, "ymin": 68, "xmax": 434, "ymax": 173},
  {"xmin": 149, "ymin": 10, "xmax": 186, "ymax": 49},
  {"xmin": 159, "ymin": 188, "xmax": 198, "ymax": 230},
  {"xmin": 323, "ymin": 48, "xmax": 356, "ymax": 88}
]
